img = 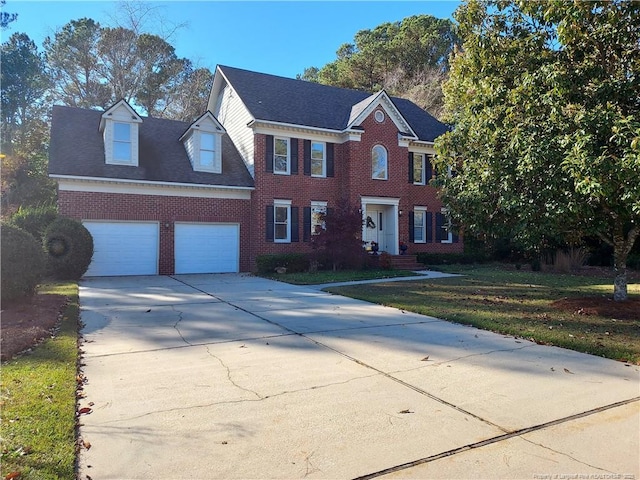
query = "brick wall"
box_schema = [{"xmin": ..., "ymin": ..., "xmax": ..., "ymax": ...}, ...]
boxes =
[{"xmin": 58, "ymin": 190, "xmax": 252, "ymax": 274}]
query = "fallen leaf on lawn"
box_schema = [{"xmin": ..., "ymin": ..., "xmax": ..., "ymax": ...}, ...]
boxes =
[
  {"xmin": 78, "ymin": 407, "xmax": 93, "ymax": 415},
  {"xmin": 5, "ymin": 472, "xmax": 21, "ymax": 480},
  {"xmin": 399, "ymin": 409, "xmax": 413, "ymax": 414},
  {"xmin": 563, "ymin": 368, "xmax": 574, "ymax": 374},
  {"xmin": 420, "ymin": 356, "xmax": 430, "ymax": 361}
]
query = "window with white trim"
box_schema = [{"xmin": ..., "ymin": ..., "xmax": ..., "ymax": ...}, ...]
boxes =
[
  {"xmin": 274, "ymin": 202, "xmax": 291, "ymax": 242},
  {"xmin": 200, "ymin": 133, "xmax": 216, "ymax": 168},
  {"xmin": 372, "ymin": 145, "xmax": 387, "ymax": 180},
  {"xmin": 274, "ymin": 137, "xmax": 290, "ymax": 174},
  {"xmin": 113, "ymin": 122, "xmax": 132, "ymax": 163},
  {"xmin": 413, "ymin": 153, "xmax": 425, "ymax": 185},
  {"xmin": 311, "ymin": 142, "xmax": 326, "ymax": 177},
  {"xmin": 438, "ymin": 208, "xmax": 454, "ymax": 243},
  {"xmin": 311, "ymin": 202, "xmax": 327, "ymax": 235},
  {"xmin": 414, "ymin": 208, "xmax": 427, "ymax": 243}
]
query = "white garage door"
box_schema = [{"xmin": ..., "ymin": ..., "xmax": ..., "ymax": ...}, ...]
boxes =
[
  {"xmin": 83, "ymin": 221, "xmax": 159, "ymax": 276},
  {"xmin": 174, "ymin": 223, "xmax": 239, "ymax": 274}
]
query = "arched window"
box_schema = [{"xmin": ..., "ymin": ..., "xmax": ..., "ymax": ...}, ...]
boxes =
[{"xmin": 371, "ymin": 145, "xmax": 387, "ymax": 180}]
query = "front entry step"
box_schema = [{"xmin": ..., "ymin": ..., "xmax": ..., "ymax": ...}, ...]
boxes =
[{"xmin": 388, "ymin": 254, "xmax": 424, "ymax": 270}]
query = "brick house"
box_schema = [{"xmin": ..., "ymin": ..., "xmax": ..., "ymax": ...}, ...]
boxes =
[{"xmin": 49, "ymin": 65, "xmax": 461, "ymax": 276}]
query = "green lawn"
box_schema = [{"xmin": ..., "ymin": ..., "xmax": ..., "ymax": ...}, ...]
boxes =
[
  {"xmin": 322, "ymin": 265, "xmax": 640, "ymax": 364},
  {"xmin": 0, "ymin": 283, "xmax": 79, "ymax": 480}
]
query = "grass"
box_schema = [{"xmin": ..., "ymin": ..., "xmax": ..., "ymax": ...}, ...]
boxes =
[
  {"xmin": 0, "ymin": 282, "xmax": 79, "ymax": 480},
  {"xmin": 322, "ymin": 264, "xmax": 640, "ymax": 364},
  {"xmin": 261, "ymin": 268, "xmax": 418, "ymax": 285}
]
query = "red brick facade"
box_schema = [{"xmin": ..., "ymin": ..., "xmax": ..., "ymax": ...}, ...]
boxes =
[
  {"xmin": 58, "ymin": 190, "xmax": 252, "ymax": 274},
  {"xmin": 250, "ymin": 108, "xmax": 463, "ymax": 269}
]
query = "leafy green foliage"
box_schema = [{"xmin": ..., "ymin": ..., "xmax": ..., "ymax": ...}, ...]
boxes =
[
  {"xmin": 43, "ymin": 217, "xmax": 94, "ymax": 280},
  {"xmin": 1, "ymin": 224, "xmax": 46, "ymax": 306},
  {"xmin": 8, "ymin": 204, "xmax": 58, "ymax": 241},
  {"xmin": 436, "ymin": 0, "xmax": 640, "ymax": 300}
]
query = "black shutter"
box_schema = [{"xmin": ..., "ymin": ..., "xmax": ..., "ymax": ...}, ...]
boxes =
[
  {"xmin": 435, "ymin": 213, "xmax": 444, "ymax": 242},
  {"xmin": 303, "ymin": 140, "xmax": 311, "ymax": 176},
  {"xmin": 265, "ymin": 135, "xmax": 274, "ymax": 173},
  {"xmin": 408, "ymin": 152, "xmax": 414, "ymax": 183},
  {"xmin": 303, "ymin": 207, "xmax": 311, "ymax": 242},
  {"xmin": 452, "ymin": 228, "xmax": 459, "ymax": 243},
  {"xmin": 327, "ymin": 143, "xmax": 334, "ymax": 177},
  {"xmin": 290, "ymin": 138, "xmax": 298, "ymax": 174},
  {"xmin": 265, "ymin": 205, "xmax": 274, "ymax": 241},
  {"xmin": 291, "ymin": 206, "xmax": 299, "ymax": 242},
  {"xmin": 426, "ymin": 212, "xmax": 433, "ymax": 243},
  {"xmin": 426, "ymin": 155, "xmax": 433, "ymax": 184},
  {"xmin": 408, "ymin": 211, "xmax": 415, "ymax": 242}
]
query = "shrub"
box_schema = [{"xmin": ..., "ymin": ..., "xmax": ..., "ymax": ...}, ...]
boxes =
[
  {"xmin": 1, "ymin": 224, "xmax": 46, "ymax": 306},
  {"xmin": 416, "ymin": 253, "xmax": 479, "ymax": 265},
  {"xmin": 379, "ymin": 252, "xmax": 393, "ymax": 270},
  {"xmin": 43, "ymin": 217, "xmax": 94, "ymax": 280},
  {"xmin": 554, "ymin": 247, "xmax": 588, "ymax": 273},
  {"xmin": 256, "ymin": 253, "xmax": 310, "ymax": 274},
  {"xmin": 8, "ymin": 204, "xmax": 58, "ymax": 241}
]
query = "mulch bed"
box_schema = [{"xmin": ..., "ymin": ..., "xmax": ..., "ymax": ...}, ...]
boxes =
[
  {"xmin": 552, "ymin": 296, "xmax": 640, "ymax": 321},
  {"xmin": 1, "ymin": 293, "xmax": 69, "ymax": 361}
]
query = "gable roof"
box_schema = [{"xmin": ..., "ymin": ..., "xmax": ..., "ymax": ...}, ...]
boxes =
[
  {"xmin": 215, "ymin": 65, "xmax": 448, "ymax": 142},
  {"xmin": 49, "ymin": 105, "xmax": 254, "ymax": 188}
]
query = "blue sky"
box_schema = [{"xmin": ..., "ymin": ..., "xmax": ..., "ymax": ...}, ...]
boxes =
[{"xmin": 4, "ymin": 1, "xmax": 461, "ymax": 78}]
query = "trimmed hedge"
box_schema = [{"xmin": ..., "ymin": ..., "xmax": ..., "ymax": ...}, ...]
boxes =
[
  {"xmin": 8, "ymin": 204, "xmax": 58, "ymax": 242},
  {"xmin": 1, "ymin": 224, "xmax": 46, "ymax": 306},
  {"xmin": 256, "ymin": 253, "xmax": 310, "ymax": 274},
  {"xmin": 416, "ymin": 252, "xmax": 483, "ymax": 266},
  {"xmin": 43, "ymin": 217, "xmax": 94, "ymax": 280}
]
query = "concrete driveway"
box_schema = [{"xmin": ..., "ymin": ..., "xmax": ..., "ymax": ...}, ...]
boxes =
[{"xmin": 77, "ymin": 274, "xmax": 639, "ymax": 479}]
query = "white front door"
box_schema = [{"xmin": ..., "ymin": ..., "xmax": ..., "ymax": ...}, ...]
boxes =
[{"xmin": 364, "ymin": 209, "xmax": 384, "ymax": 249}]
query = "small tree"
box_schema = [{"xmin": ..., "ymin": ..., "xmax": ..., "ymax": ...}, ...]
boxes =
[
  {"xmin": 311, "ymin": 197, "xmax": 364, "ymax": 271},
  {"xmin": 43, "ymin": 217, "xmax": 94, "ymax": 280}
]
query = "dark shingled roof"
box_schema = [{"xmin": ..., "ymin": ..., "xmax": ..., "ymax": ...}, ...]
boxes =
[
  {"xmin": 49, "ymin": 105, "xmax": 254, "ymax": 188},
  {"xmin": 218, "ymin": 65, "xmax": 448, "ymax": 142}
]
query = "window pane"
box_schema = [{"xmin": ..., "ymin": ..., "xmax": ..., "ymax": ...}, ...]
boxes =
[
  {"xmin": 274, "ymin": 138, "xmax": 288, "ymax": 156},
  {"xmin": 311, "ymin": 142, "xmax": 324, "ymax": 160},
  {"xmin": 311, "ymin": 206, "xmax": 326, "ymax": 234},
  {"xmin": 274, "ymin": 155, "xmax": 288, "ymax": 173},
  {"xmin": 201, "ymin": 133, "xmax": 215, "ymax": 150},
  {"xmin": 275, "ymin": 206, "xmax": 288, "ymax": 222},
  {"xmin": 414, "ymin": 211, "xmax": 424, "ymax": 242},
  {"xmin": 275, "ymin": 224, "xmax": 288, "ymax": 240},
  {"xmin": 311, "ymin": 158, "xmax": 324, "ymax": 176},
  {"xmin": 114, "ymin": 123, "xmax": 130, "ymax": 142},
  {"xmin": 200, "ymin": 150, "xmax": 214, "ymax": 166},
  {"xmin": 372, "ymin": 146, "xmax": 387, "ymax": 179},
  {"xmin": 113, "ymin": 141, "xmax": 131, "ymax": 161},
  {"xmin": 413, "ymin": 153, "xmax": 424, "ymax": 183}
]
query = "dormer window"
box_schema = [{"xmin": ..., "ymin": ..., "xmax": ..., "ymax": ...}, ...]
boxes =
[
  {"xmin": 113, "ymin": 123, "xmax": 132, "ymax": 162},
  {"xmin": 180, "ymin": 111, "xmax": 225, "ymax": 173},
  {"xmin": 100, "ymin": 99, "xmax": 142, "ymax": 166}
]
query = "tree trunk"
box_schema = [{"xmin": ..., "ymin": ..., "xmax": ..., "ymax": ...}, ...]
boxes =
[{"xmin": 613, "ymin": 237, "xmax": 629, "ymax": 302}]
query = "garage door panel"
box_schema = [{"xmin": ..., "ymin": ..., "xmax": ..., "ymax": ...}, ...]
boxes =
[
  {"xmin": 84, "ymin": 222, "xmax": 159, "ymax": 277},
  {"xmin": 175, "ymin": 223, "xmax": 239, "ymax": 274}
]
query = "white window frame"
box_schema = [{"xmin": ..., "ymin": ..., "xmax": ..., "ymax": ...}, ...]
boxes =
[
  {"xmin": 198, "ymin": 132, "xmax": 221, "ymax": 172},
  {"xmin": 413, "ymin": 153, "xmax": 425, "ymax": 185},
  {"xmin": 274, "ymin": 137, "xmax": 290, "ymax": 175},
  {"xmin": 311, "ymin": 141, "xmax": 326, "ymax": 178},
  {"xmin": 113, "ymin": 122, "xmax": 133, "ymax": 164},
  {"xmin": 274, "ymin": 200, "xmax": 291, "ymax": 243},
  {"xmin": 440, "ymin": 208, "xmax": 454, "ymax": 244},
  {"xmin": 414, "ymin": 207, "xmax": 427, "ymax": 243},
  {"xmin": 372, "ymin": 145, "xmax": 388, "ymax": 180},
  {"xmin": 311, "ymin": 201, "xmax": 327, "ymax": 235}
]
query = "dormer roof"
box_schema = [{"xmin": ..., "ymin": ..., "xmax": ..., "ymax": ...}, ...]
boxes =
[
  {"xmin": 179, "ymin": 111, "xmax": 226, "ymax": 141},
  {"xmin": 346, "ymin": 90, "xmax": 417, "ymax": 139},
  {"xmin": 99, "ymin": 99, "xmax": 143, "ymax": 131}
]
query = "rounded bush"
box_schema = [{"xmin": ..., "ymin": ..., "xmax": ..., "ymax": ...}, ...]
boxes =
[
  {"xmin": 1, "ymin": 223, "xmax": 46, "ymax": 306},
  {"xmin": 43, "ymin": 217, "xmax": 94, "ymax": 280}
]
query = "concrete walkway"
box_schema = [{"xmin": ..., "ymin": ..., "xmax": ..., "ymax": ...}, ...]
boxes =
[{"xmin": 77, "ymin": 274, "xmax": 639, "ymax": 479}]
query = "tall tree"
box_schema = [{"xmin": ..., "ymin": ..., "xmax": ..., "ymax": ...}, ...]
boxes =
[
  {"xmin": 435, "ymin": 0, "xmax": 640, "ymax": 301},
  {"xmin": 0, "ymin": 0, "xmax": 17, "ymax": 29},
  {"xmin": 1, "ymin": 33, "xmax": 55, "ymax": 209},
  {"xmin": 302, "ymin": 15, "xmax": 457, "ymax": 119}
]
